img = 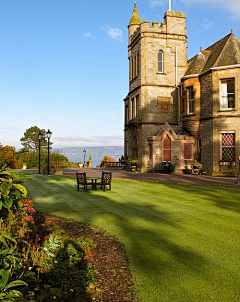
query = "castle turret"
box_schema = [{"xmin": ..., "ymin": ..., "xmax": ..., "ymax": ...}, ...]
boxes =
[{"xmin": 128, "ymin": 4, "xmax": 141, "ymax": 43}]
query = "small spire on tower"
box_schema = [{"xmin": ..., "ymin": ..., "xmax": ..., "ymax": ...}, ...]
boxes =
[{"xmin": 129, "ymin": 0, "xmax": 141, "ymax": 26}]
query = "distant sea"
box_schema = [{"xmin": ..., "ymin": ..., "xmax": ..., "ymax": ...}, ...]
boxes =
[{"xmin": 54, "ymin": 146, "xmax": 124, "ymax": 168}]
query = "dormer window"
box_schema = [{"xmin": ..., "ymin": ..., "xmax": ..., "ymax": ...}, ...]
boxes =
[
  {"xmin": 220, "ymin": 78, "xmax": 235, "ymax": 110},
  {"xmin": 158, "ymin": 50, "xmax": 163, "ymax": 73}
]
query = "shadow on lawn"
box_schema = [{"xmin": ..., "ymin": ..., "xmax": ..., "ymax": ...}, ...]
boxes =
[
  {"xmin": 24, "ymin": 175, "xmax": 240, "ymax": 301},
  {"xmin": 26, "ymin": 180, "xmax": 206, "ymax": 275}
]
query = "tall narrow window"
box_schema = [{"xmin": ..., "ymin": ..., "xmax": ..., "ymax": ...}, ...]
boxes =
[
  {"xmin": 137, "ymin": 51, "xmax": 140, "ymax": 75},
  {"xmin": 158, "ymin": 50, "xmax": 163, "ymax": 73},
  {"xmin": 135, "ymin": 95, "xmax": 139, "ymax": 119},
  {"xmin": 163, "ymin": 135, "xmax": 171, "ymax": 161},
  {"xmin": 131, "ymin": 98, "xmax": 134, "ymax": 120},
  {"xmin": 131, "ymin": 57, "xmax": 134, "ymax": 80},
  {"xmin": 187, "ymin": 86, "xmax": 194, "ymax": 114},
  {"xmin": 184, "ymin": 144, "xmax": 193, "ymax": 160},
  {"xmin": 220, "ymin": 79, "xmax": 235, "ymax": 110},
  {"xmin": 135, "ymin": 53, "xmax": 138, "ymax": 78},
  {"xmin": 221, "ymin": 132, "xmax": 235, "ymax": 161}
]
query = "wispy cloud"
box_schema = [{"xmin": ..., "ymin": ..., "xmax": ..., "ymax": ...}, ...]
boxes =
[
  {"xmin": 54, "ymin": 135, "xmax": 123, "ymax": 146},
  {"xmin": 83, "ymin": 32, "xmax": 95, "ymax": 38},
  {"xmin": 202, "ymin": 19, "xmax": 214, "ymax": 29},
  {"xmin": 103, "ymin": 26, "xmax": 123, "ymax": 41}
]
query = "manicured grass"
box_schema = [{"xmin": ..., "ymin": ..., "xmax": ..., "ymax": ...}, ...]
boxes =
[{"xmin": 23, "ymin": 173, "xmax": 240, "ymax": 302}]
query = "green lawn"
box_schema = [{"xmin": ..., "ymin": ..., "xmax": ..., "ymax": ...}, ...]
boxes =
[{"xmin": 23, "ymin": 173, "xmax": 240, "ymax": 302}]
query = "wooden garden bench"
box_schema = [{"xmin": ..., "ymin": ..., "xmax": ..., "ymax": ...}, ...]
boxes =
[
  {"xmin": 97, "ymin": 171, "xmax": 112, "ymax": 191},
  {"xmin": 76, "ymin": 172, "xmax": 92, "ymax": 191}
]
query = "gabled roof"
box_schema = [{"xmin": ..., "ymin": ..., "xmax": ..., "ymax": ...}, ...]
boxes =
[
  {"xmin": 185, "ymin": 32, "xmax": 240, "ymax": 77},
  {"xmin": 152, "ymin": 122, "xmax": 192, "ymax": 138},
  {"xmin": 185, "ymin": 51, "xmax": 210, "ymax": 76}
]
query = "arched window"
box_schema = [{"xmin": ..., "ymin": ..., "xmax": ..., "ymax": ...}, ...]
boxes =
[
  {"xmin": 163, "ymin": 135, "xmax": 171, "ymax": 161},
  {"xmin": 158, "ymin": 50, "xmax": 163, "ymax": 73}
]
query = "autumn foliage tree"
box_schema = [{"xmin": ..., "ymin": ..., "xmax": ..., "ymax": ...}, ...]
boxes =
[{"xmin": 0, "ymin": 144, "xmax": 16, "ymax": 169}]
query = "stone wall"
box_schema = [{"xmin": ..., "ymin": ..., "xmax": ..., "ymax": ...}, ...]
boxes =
[
  {"xmin": 200, "ymin": 72, "xmax": 213, "ymax": 119},
  {"xmin": 200, "ymin": 119, "xmax": 213, "ymax": 173},
  {"xmin": 181, "ymin": 76, "xmax": 201, "ymax": 137},
  {"xmin": 200, "ymin": 68, "xmax": 240, "ymax": 175}
]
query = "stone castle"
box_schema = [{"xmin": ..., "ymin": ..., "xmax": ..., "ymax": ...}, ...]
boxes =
[{"xmin": 123, "ymin": 3, "xmax": 240, "ymax": 175}]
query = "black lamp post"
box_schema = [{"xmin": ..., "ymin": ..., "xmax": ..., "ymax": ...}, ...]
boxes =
[
  {"xmin": 46, "ymin": 129, "xmax": 52, "ymax": 175},
  {"xmin": 38, "ymin": 132, "xmax": 42, "ymax": 174},
  {"xmin": 83, "ymin": 149, "xmax": 86, "ymax": 166}
]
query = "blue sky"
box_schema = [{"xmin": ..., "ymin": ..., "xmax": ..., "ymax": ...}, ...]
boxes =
[{"xmin": 1, "ymin": 0, "xmax": 240, "ymax": 149}]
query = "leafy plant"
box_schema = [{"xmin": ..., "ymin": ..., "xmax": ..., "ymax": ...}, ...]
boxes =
[
  {"xmin": 0, "ymin": 170, "xmax": 27, "ymax": 218},
  {"xmin": 0, "ymin": 230, "xmax": 19, "ymax": 272},
  {"xmin": 43, "ymin": 232, "xmax": 61, "ymax": 257},
  {"xmin": 129, "ymin": 156, "xmax": 140, "ymax": 165},
  {"xmin": 37, "ymin": 234, "xmax": 95, "ymax": 301},
  {"xmin": 0, "ymin": 169, "xmax": 96, "ymax": 301},
  {"xmin": 224, "ymin": 150, "xmax": 230, "ymax": 161},
  {"xmin": 0, "ymin": 269, "xmax": 28, "ymax": 301}
]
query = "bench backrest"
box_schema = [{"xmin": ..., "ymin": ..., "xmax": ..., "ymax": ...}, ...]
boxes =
[
  {"xmin": 76, "ymin": 172, "xmax": 87, "ymax": 184},
  {"xmin": 101, "ymin": 171, "xmax": 112, "ymax": 184}
]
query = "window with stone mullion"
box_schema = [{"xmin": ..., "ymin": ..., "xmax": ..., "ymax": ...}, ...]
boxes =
[
  {"xmin": 221, "ymin": 133, "xmax": 235, "ymax": 161},
  {"xmin": 187, "ymin": 86, "xmax": 194, "ymax": 114},
  {"xmin": 220, "ymin": 79, "xmax": 235, "ymax": 109}
]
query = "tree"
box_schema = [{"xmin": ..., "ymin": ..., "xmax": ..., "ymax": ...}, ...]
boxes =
[
  {"xmin": 0, "ymin": 144, "xmax": 16, "ymax": 168},
  {"xmin": 20, "ymin": 126, "xmax": 52, "ymax": 152}
]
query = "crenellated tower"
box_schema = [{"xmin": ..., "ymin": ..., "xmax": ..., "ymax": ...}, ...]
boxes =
[{"xmin": 124, "ymin": 3, "xmax": 188, "ymax": 171}]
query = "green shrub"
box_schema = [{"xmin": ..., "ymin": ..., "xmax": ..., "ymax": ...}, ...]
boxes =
[
  {"xmin": 0, "ymin": 169, "xmax": 96, "ymax": 301},
  {"xmin": 0, "ymin": 269, "xmax": 28, "ymax": 301},
  {"xmin": 31, "ymin": 232, "xmax": 95, "ymax": 301}
]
